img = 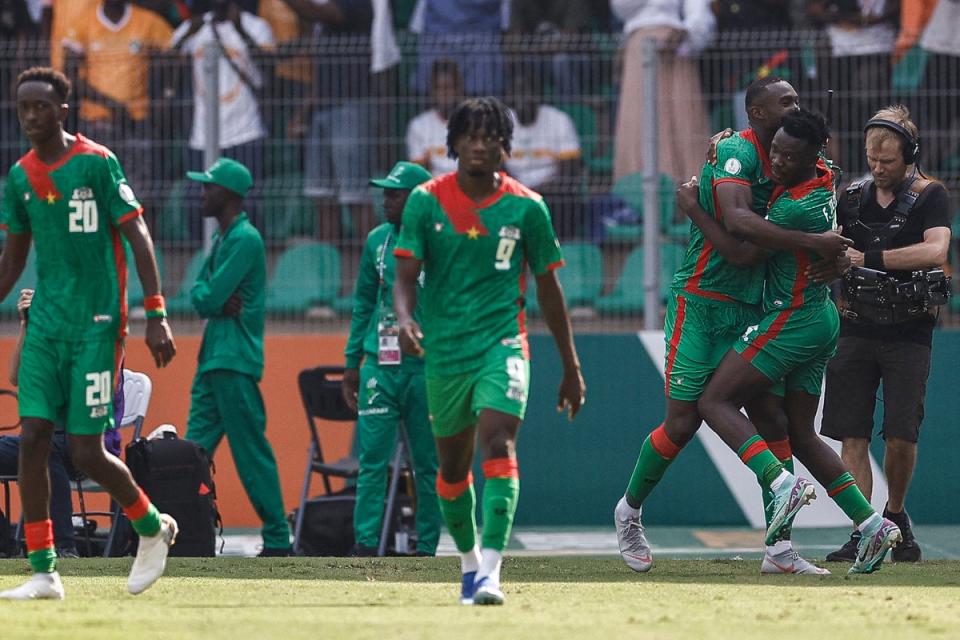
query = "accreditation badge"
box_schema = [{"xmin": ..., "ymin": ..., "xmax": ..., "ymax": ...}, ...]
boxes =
[{"xmin": 377, "ymin": 310, "xmax": 401, "ymax": 366}]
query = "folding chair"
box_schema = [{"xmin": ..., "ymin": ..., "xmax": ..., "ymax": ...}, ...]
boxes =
[
  {"xmin": 73, "ymin": 369, "xmax": 152, "ymax": 557},
  {"xmin": 0, "ymin": 474, "xmax": 24, "ymax": 557}
]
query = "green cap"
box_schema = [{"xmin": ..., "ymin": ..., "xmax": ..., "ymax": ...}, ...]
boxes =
[
  {"xmin": 186, "ymin": 158, "xmax": 253, "ymax": 197},
  {"xmin": 369, "ymin": 161, "xmax": 432, "ymax": 190}
]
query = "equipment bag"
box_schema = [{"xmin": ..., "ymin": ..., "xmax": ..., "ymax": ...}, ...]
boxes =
[
  {"xmin": 289, "ymin": 487, "xmax": 356, "ymax": 556},
  {"xmin": 126, "ymin": 432, "xmax": 221, "ymax": 557}
]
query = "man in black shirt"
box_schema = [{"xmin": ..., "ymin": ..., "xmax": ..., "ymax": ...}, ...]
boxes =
[{"xmin": 822, "ymin": 106, "xmax": 951, "ymax": 563}]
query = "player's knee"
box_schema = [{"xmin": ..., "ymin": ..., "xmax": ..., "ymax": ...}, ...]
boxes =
[
  {"xmin": 18, "ymin": 424, "xmax": 54, "ymax": 457},
  {"xmin": 67, "ymin": 440, "xmax": 107, "ymax": 475}
]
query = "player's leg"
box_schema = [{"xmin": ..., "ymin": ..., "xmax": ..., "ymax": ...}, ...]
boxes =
[
  {"xmin": 1, "ymin": 333, "xmax": 68, "ymax": 600},
  {"xmin": 352, "ymin": 363, "xmax": 401, "ymax": 555},
  {"xmin": 401, "ymin": 368, "xmax": 442, "ymax": 557},
  {"xmin": 65, "ymin": 340, "xmax": 175, "ymax": 594},
  {"xmin": 47, "ymin": 433, "xmax": 78, "ymax": 557},
  {"xmin": 427, "ymin": 370, "xmax": 481, "ymax": 604},
  {"xmin": 209, "ymin": 370, "xmax": 291, "ymax": 554}
]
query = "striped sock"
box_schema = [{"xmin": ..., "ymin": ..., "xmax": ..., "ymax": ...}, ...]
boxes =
[
  {"xmin": 762, "ymin": 439, "xmax": 794, "ymax": 541},
  {"xmin": 827, "ymin": 472, "xmax": 875, "ymax": 526},
  {"xmin": 122, "ymin": 488, "xmax": 162, "ymax": 537},
  {"xmin": 480, "ymin": 457, "xmax": 520, "ymax": 552},
  {"xmin": 25, "ymin": 519, "xmax": 56, "ymax": 574},
  {"xmin": 738, "ymin": 435, "xmax": 785, "ymax": 489},
  {"xmin": 436, "ymin": 472, "xmax": 478, "ymax": 553},
  {"xmin": 624, "ymin": 424, "xmax": 684, "ymax": 508}
]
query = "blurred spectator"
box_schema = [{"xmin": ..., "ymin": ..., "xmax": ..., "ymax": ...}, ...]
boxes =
[
  {"xmin": 63, "ymin": 1, "xmax": 172, "ymax": 187},
  {"xmin": 405, "ymin": 58, "xmax": 463, "ymax": 176},
  {"xmin": 281, "ymin": 0, "xmax": 377, "ymax": 244},
  {"xmin": 915, "ymin": 0, "xmax": 960, "ymax": 183},
  {"xmin": 611, "ymin": 0, "xmax": 715, "ymax": 184},
  {"xmin": 504, "ymin": 65, "xmax": 583, "ymax": 239},
  {"xmin": 807, "ymin": 0, "xmax": 898, "ymax": 177},
  {"xmin": 43, "ymin": 0, "xmax": 98, "ymax": 71},
  {"xmin": 170, "ymin": 0, "xmax": 275, "ymax": 184},
  {"xmin": 508, "ymin": 0, "xmax": 592, "ymax": 101},
  {"xmin": 1, "ymin": 0, "xmax": 45, "ymax": 170},
  {"xmin": 1, "ymin": 0, "xmax": 41, "ymax": 41},
  {"xmin": 410, "ymin": 0, "xmax": 508, "ymax": 96}
]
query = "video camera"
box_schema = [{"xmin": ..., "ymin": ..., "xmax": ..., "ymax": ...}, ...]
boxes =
[{"xmin": 842, "ymin": 267, "xmax": 952, "ymax": 324}]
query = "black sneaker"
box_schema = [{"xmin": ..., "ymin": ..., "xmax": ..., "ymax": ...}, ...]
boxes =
[
  {"xmin": 56, "ymin": 546, "xmax": 80, "ymax": 559},
  {"xmin": 257, "ymin": 546, "xmax": 294, "ymax": 557},
  {"xmin": 885, "ymin": 508, "xmax": 922, "ymax": 562},
  {"xmin": 825, "ymin": 530, "xmax": 861, "ymax": 562}
]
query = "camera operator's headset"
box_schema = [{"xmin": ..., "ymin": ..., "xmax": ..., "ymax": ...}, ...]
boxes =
[{"xmin": 864, "ymin": 118, "xmax": 920, "ymax": 165}]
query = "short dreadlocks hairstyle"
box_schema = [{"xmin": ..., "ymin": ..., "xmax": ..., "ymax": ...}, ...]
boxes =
[
  {"xmin": 781, "ymin": 108, "xmax": 830, "ymax": 150},
  {"xmin": 446, "ymin": 97, "xmax": 513, "ymax": 160},
  {"xmin": 17, "ymin": 66, "xmax": 72, "ymax": 103}
]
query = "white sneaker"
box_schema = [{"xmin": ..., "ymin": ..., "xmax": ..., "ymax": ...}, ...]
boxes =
[
  {"xmin": 128, "ymin": 513, "xmax": 178, "ymax": 595},
  {"xmin": 615, "ymin": 496, "xmax": 652, "ymax": 572},
  {"xmin": 472, "ymin": 576, "xmax": 505, "ymax": 606},
  {"xmin": 0, "ymin": 571, "xmax": 65, "ymax": 600},
  {"xmin": 761, "ymin": 548, "xmax": 831, "ymax": 575}
]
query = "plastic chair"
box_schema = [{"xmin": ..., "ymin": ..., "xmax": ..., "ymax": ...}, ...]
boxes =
[
  {"xmin": 265, "ymin": 242, "xmax": 341, "ymax": 314},
  {"xmin": 526, "ymin": 242, "xmax": 604, "ymax": 315},
  {"xmin": 595, "ymin": 242, "xmax": 688, "ymax": 315},
  {"xmin": 73, "ymin": 369, "xmax": 152, "ymax": 557}
]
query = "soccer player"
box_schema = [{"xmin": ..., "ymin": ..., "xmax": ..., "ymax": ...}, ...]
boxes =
[
  {"xmin": 393, "ymin": 97, "xmax": 585, "ymax": 605},
  {"xmin": 0, "ymin": 67, "xmax": 177, "ymax": 600},
  {"xmin": 615, "ymin": 77, "xmax": 847, "ymax": 575},
  {"xmin": 691, "ymin": 109, "xmax": 902, "ymax": 574}
]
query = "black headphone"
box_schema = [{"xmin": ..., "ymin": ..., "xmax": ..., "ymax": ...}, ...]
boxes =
[{"xmin": 864, "ymin": 118, "xmax": 920, "ymax": 165}]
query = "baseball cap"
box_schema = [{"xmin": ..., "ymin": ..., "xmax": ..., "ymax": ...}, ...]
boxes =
[
  {"xmin": 369, "ymin": 161, "xmax": 432, "ymax": 190},
  {"xmin": 186, "ymin": 158, "xmax": 253, "ymax": 197}
]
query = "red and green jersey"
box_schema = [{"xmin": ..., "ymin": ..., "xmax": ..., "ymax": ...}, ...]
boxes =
[
  {"xmin": 763, "ymin": 164, "xmax": 837, "ymax": 313},
  {"xmin": 1, "ymin": 134, "xmax": 141, "ymax": 341},
  {"xmin": 672, "ymin": 129, "xmax": 774, "ymax": 305},
  {"xmin": 394, "ymin": 172, "xmax": 564, "ymax": 375}
]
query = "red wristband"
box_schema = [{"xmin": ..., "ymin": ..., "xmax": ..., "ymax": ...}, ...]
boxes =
[{"xmin": 143, "ymin": 295, "xmax": 166, "ymax": 312}]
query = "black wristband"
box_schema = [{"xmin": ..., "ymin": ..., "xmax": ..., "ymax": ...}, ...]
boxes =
[{"xmin": 864, "ymin": 250, "xmax": 885, "ymax": 270}]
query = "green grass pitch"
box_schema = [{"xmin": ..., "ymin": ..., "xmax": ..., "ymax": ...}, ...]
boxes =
[{"xmin": 1, "ymin": 557, "xmax": 958, "ymax": 639}]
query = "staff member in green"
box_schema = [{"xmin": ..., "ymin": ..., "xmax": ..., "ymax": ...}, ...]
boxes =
[
  {"xmin": 343, "ymin": 161, "xmax": 442, "ymax": 556},
  {"xmin": 185, "ymin": 158, "xmax": 292, "ymax": 556}
]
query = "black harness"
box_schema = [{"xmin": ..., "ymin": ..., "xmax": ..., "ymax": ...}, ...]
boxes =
[{"xmin": 843, "ymin": 175, "xmax": 922, "ymax": 251}]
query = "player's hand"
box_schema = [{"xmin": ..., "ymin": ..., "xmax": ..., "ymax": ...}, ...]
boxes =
[
  {"xmin": 810, "ymin": 228, "xmax": 854, "ymax": 260},
  {"xmin": 845, "ymin": 247, "xmax": 865, "ymax": 268},
  {"xmin": 222, "ymin": 293, "xmax": 243, "ymax": 317},
  {"xmin": 557, "ymin": 367, "xmax": 585, "ymax": 421},
  {"xmin": 342, "ymin": 367, "xmax": 360, "ymax": 413},
  {"xmin": 146, "ymin": 317, "xmax": 177, "ymax": 368},
  {"xmin": 398, "ymin": 320, "xmax": 425, "ymax": 357},
  {"xmin": 806, "ymin": 251, "xmax": 852, "ymax": 283},
  {"xmin": 16, "ymin": 288, "xmax": 33, "ymax": 322},
  {"xmin": 676, "ymin": 176, "xmax": 699, "ymax": 215},
  {"xmin": 706, "ymin": 128, "xmax": 734, "ymax": 164}
]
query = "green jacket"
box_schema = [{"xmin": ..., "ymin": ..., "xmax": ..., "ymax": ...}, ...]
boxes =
[
  {"xmin": 191, "ymin": 212, "xmax": 266, "ymax": 380},
  {"xmin": 345, "ymin": 222, "xmax": 423, "ymax": 371}
]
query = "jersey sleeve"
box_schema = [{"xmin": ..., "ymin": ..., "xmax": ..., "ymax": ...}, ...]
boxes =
[
  {"xmin": 99, "ymin": 151, "xmax": 142, "ymax": 227},
  {"xmin": 344, "ymin": 231, "xmax": 380, "ymax": 368},
  {"xmin": 405, "ymin": 115, "xmax": 429, "ymax": 165},
  {"xmin": 146, "ymin": 13, "xmax": 174, "ymax": 50},
  {"xmin": 919, "ymin": 183, "xmax": 951, "ymax": 232},
  {"xmin": 713, "ymin": 137, "xmax": 759, "ymax": 187},
  {"xmin": 394, "ymin": 187, "xmax": 430, "ymax": 261},
  {"xmin": 0, "ymin": 176, "xmax": 29, "ymax": 234},
  {"xmin": 524, "ymin": 197, "xmax": 564, "ymax": 275}
]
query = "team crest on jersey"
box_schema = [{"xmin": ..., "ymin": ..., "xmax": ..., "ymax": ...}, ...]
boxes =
[
  {"xmin": 724, "ymin": 158, "xmax": 742, "ymax": 175},
  {"xmin": 72, "ymin": 187, "xmax": 94, "ymax": 200},
  {"xmin": 118, "ymin": 183, "xmax": 137, "ymax": 205},
  {"xmin": 499, "ymin": 225, "xmax": 521, "ymax": 240}
]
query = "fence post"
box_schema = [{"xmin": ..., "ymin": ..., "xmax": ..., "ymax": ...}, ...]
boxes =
[
  {"xmin": 202, "ymin": 44, "xmax": 220, "ymax": 254},
  {"xmin": 641, "ymin": 37, "xmax": 660, "ymax": 330}
]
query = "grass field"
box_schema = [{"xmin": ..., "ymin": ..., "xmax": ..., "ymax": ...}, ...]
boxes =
[{"xmin": 1, "ymin": 557, "xmax": 958, "ymax": 639}]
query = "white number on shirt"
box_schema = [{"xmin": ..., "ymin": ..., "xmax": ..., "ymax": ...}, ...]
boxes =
[
  {"xmin": 69, "ymin": 200, "xmax": 99, "ymax": 233},
  {"xmin": 85, "ymin": 371, "xmax": 111, "ymax": 407},
  {"xmin": 495, "ymin": 238, "xmax": 517, "ymax": 271}
]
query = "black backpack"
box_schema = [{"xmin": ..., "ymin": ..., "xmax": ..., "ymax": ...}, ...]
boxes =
[{"xmin": 126, "ymin": 431, "xmax": 221, "ymax": 557}]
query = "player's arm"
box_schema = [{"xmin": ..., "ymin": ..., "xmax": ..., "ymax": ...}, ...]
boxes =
[
  {"xmin": 0, "ymin": 231, "xmax": 31, "ymax": 305},
  {"xmin": 715, "ymin": 181, "xmax": 851, "ymax": 259},
  {"xmin": 535, "ymin": 270, "xmax": 585, "ymax": 421},
  {"xmin": 343, "ymin": 235, "xmax": 378, "ymax": 410},
  {"xmin": 675, "ymin": 178, "xmax": 765, "ymax": 267},
  {"xmin": 121, "ymin": 216, "xmax": 176, "ymax": 367},
  {"xmin": 393, "ymin": 256, "xmax": 423, "ymax": 357},
  {"xmin": 855, "ymin": 226, "xmax": 950, "ymax": 271},
  {"xmin": 190, "ymin": 235, "xmax": 255, "ymax": 318}
]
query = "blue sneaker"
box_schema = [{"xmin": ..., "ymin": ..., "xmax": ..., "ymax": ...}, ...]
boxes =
[
  {"xmin": 849, "ymin": 518, "xmax": 902, "ymax": 574},
  {"xmin": 460, "ymin": 571, "xmax": 477, "ymax": 605},
  {"xmin": 472, "ymin": 575, "xmax": 505, "ymax": 606},
  {"xmin": 766, "ymin": 476, "xmax": 816, "ymax": 546}
]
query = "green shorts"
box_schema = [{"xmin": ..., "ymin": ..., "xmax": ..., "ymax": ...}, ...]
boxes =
[
  {"xmin": 18, "ymin": 330, "xmax": 120, "ymax": 435},
  {"xmin": 664, "ymin": 291, "xmax": 765, "ymax": 401},
  {"xmin": 734, "ymin": 300, "xmax": 840, "ymax": 396},
  {"xmin": 425, "ymin": 338, "xmax": 530, "ymax": 438}
]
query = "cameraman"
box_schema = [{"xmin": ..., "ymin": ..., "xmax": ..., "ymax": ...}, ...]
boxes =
[{"xmin": 822, "ymin": 105, "xmax": 951, "ymax": 563}]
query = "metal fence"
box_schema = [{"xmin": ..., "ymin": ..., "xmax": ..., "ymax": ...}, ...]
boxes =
[{"xmin": 0, "ymin": 30, "xmax": 958, "ymax": 332}]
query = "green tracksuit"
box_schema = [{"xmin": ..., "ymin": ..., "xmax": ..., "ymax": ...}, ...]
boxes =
[
  {"xmin": 345, "ymin": 222, "xmax": 441, "ymax": 554},
  {"xmin": 186, "ymin": 212, "xmax": 291, "ymax": 551}
]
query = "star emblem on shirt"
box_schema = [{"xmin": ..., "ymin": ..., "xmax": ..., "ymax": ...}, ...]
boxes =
[
  {"xmin": 434, "ymin": 223, "xmax": 443, "ymax": 232},
  {"xmin": 45, "ymin": 192, "xmax": 57, "ymax": 204},
  {"xmin": 466, "ymin": 226, "xmax": 480, "ymax": 239}
]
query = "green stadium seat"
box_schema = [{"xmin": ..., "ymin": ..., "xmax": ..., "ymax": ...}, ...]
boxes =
[
  {"xmin": 527, "ymin": 242, "xmax": 603, "ymax": 314},
  {"xmin": 265, "ymin": 242, "xmax": 341, "ymax": 314},
  {"xmin": 557, "ymin": 102, "xmax": 612, "ymax": 175},
  {"xmin": 0, "ymin": 249, "xmax": 37, "ymax": 317},
  {"xmin": 167, "ymin": 250, "xmax": 209, "ymax": 315},
  {"xmin": 154, "ymin": 179, "xmax": 190, "ymax": 245},
  {"xmin": 610, "ymin": 173, "xmax": 684, "ymax": 240},
  {"xmin": 126, "ymin": 245, "xmax": 164, "ymax": 308},
  {"xmin": 261, "ymin": 173, "xmax": 314, "ymax": 241},
  {"xmin": 333, "ymin": 295, "xmax": 355, "ymax": 315},
  {"xmin": 596, "ymin": 242, "xmax": 688, "ymax": 315}
]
